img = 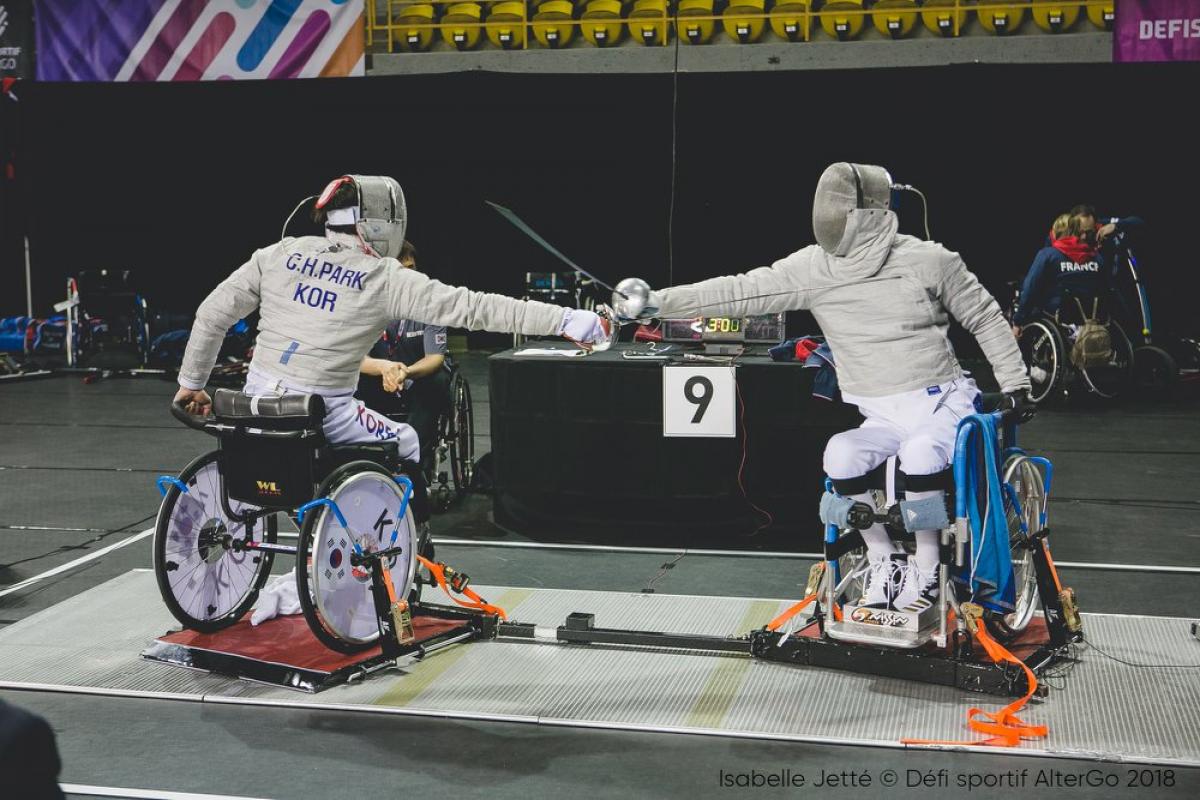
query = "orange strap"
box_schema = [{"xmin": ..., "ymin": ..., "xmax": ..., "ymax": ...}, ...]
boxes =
[
  {"xmin": 766, "ymin": 592, "xmax": 819, "ymax": 632},
  {"xmin": 1042, "ymin": 542, "xmax": 1065, "ymax": 593},
  {"xmin": 416, "ymin": 555, "xmax": 507, "ymax": 620},
  {"xmin": 902, "ymin": 615, "xmax": 1047, "ymax": 748}
]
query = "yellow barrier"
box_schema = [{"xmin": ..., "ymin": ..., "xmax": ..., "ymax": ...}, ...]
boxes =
[
  {"xmin": 820, "ymin": 0, "xmax": 866, "ymax": 41},
  {"xmin": 390, "ymin": 2, "xmax": 438, "ymax": 51},
  {"xmin": 723, "ymin": 0, "xmax": 767, "ymax": 44},
  {"xmin": 581, "ymin": 0, "xmax": 625, "ymax": 47},
  {"xmin": 921, "ymin": 0, "xmax": 969, "ymax": 36},
  {"xmin": 872, "ymin": 0, "xmax": 919, "ymax": 39},
  {"xmin": 769, "ymin": 1, "xmax": 813, "ymax": 42},
  {"xmin": 486, "ymin": 0, "xmax": 528, "ymax": 48},
  {"xmin": 976, "ymin": 0, "xmax": 1030, "ymax": 35},
  {"xmin": 1032, "ymin": 1, "xmax": 1080, "ymax": 33}
]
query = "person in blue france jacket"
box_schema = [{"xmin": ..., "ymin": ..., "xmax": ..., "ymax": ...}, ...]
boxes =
[{"xmin": 1012, "ymin": 205, "xmax": 1143, "ymax": 329}]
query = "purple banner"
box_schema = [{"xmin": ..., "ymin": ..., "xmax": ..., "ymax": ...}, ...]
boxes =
[{"xmin": 1115, "ymin": 0, "xmax": 1200, "ymax": 62}]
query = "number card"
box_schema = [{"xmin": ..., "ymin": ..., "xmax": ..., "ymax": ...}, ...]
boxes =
[{"xmin": 662, "ymin": 365, "xmax": 736, "ymax": 438}]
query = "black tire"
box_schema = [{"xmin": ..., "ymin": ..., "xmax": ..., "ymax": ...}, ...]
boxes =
[
  {"xmin": 153, "ymin": 451, "xmax": 277, "ymax": 632},
  {"xmin": 1080, "ymin": 320, "xmax": 1135, "ymax": 399},
  {"xmin": 1018, "ymin": 320, "xmax": 1066, "ymax": 404},
  {"xmin": 448, "ymin": 373, "xmax": 475, "ymax": 498},
  {"xmin": 1133, "ymin": 345, "xmax": 1179, "ymax": 397},
  {"xmin": 296, "ymin": 461, "xmax": 419, "ymax": 654}
]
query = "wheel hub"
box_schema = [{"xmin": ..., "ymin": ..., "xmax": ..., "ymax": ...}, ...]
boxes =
[{"xmin": 197, "ymin": 519, "xmax": 229, "ymax": 564}]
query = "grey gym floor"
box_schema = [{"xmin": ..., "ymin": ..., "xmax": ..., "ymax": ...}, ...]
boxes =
[{"xmin": 2, "ymin": 354, "xmax": 1199, "ymax": 799}]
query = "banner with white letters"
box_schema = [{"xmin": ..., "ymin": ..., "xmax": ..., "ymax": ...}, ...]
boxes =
[{"xmin": 1115, "ymin": 0, "xmax": 1200, "ymax": 62}]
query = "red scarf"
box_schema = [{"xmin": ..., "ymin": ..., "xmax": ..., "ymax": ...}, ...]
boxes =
[{"xmin": 1052, "ymin": 235, "xmax": 1096, "ymax": 265}]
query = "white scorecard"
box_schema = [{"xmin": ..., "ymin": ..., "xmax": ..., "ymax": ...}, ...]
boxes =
[{"xmin": 662, "ymin": 364, "xmax": 736, "ymax": 438}]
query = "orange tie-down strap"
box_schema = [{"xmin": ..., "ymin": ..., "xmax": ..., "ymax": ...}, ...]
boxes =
[
  {"xmin": 902, "ymin": 604, "xmax": 1047, "ymax": 748},
  {"xmin": 416, "ymin": 555, "xmax": 507, "ymax": 620},
  {"xmin": 766, "ymin": 592, "xmax": 820, "ymax": 632}
]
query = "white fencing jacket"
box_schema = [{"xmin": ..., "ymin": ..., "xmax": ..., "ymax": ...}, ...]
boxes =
[
  {"xmin": 657, "ymin": 209, "xmax": 1030, "ymax": 397},
  {"xmin": 179, "ymin": 232, "xmax": 566, "ymax": 391}
]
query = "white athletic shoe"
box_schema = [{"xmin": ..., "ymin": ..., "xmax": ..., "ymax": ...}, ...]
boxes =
[
  {"xmin": 861, "ymin": 554, "xmax": 906, "ymax": 609},
  {"xmin": 894, "ymin": 562, "xmax": 939, "ymax": 613}
]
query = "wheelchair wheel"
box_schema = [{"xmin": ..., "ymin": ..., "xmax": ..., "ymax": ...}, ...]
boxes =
[
  {"xmin": 296, "ymin": 461, "xmax": 419, "ymax": 653},
  {"xmin": 1018, "ymin": 320, "xmax": 1066, "ymax": 404},
  {"xmin": 1080, "ymin": 320, "xmax": 1135, "ymax": 399},
  {"xmin": 985, "ymin": 455, "xmax": 1045, "ymax": 642},
  {"xmin": 448, "ymin": 373, "xmax": 475, "ymax": 497},
  {"xmin": 1133, "ymin": 345, "xmax": 1178, "ymax": 397},
  {"xmin": 153, "ymin": 451, "xmax": 277, "ymax": 632}
]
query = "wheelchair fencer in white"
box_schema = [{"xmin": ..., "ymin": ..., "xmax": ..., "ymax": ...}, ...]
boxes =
[
  {"xmin": 615, "ymin": 162, "xmax": 1037, "ymax": 628},
  {"xmin": 159, "ymin": 174, "xmax": 614, "ymax": 648}
]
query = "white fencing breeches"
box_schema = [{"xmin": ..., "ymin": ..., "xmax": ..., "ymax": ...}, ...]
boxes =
[
  {"xmin": 244, "ymin": 367, "xmax": 421, "ymax": 463},
  {"xmin": 823, "ymin": 377, "xmax": 979, "ymax": 481}
]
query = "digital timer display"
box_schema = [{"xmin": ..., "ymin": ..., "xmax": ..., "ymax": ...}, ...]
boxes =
[{"xmin": 705, "ymin": 317, "xmax": 741, "ymax": 334}]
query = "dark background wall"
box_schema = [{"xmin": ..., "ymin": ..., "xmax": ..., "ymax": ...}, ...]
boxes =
[{"xmin": 2, "ymin": 61, "xmax": 1197, "ymax": 344}]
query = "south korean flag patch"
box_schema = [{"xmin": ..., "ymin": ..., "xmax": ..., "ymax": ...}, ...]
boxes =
[{"xmin": 434, "ymin": 332, "xmax": 447, "ymax": 346}]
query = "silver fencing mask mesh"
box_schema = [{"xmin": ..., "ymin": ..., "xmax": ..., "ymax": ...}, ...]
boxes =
[
  {"xmin": 811, "ymin": 163, "xmax": 893, "ymax": 255},
  {"xmin": 350, "ymin": 175, "xmax": 407, "ymax": 259}
]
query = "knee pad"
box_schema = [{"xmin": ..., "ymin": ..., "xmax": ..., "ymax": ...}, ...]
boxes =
[{"xmin": 896, "ymin": 493, "xmax": 950, "ymax": 532}]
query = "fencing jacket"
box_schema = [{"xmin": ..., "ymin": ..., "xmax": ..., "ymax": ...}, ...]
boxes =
[
  {"xmin": 179, "ymin": 232, "xmax": 566, "ymax": 391},
  {"xmin": 657, "ymin": 209, "xmax": 1030, "ymax": 397}
]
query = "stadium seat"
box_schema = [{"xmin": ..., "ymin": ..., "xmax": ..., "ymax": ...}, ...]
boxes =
[
  {"xmin": 532, "ymin": 0, "xmax": 577, "ymax": 48},
  {"xmin": 441, "ymin": 2, "xmax": 485, "ymax": 49},
  {"xmin": 976, "ymin": 0, "xmax": 1029, "ymax": 35},
  {"xmin": 485, "ymin": 0, "xmax": 528, "ymax": 48},
  {"xmin": 871, "ymin": 0, "xmax": 919, "ymax": 38},
  {"xmin": 581, "ymin": 0, "xmax": 625, "ymax": 46},
  {"xmin": 389, "ymin": 2, "xmax": 437, "ymax": 52},
  {"xmin": 819, "ymin": 0, "xmax": 867, "ymax": 41},
  {"xmin": 722, "ymin": 0, "xmax": 767, "ymax": 43},
  {"xmin": 1032, "ymin": 1, "xmax": 1079, "ymax": 33},
  {"xmin": 769, "ymin": 0, "xmax": 813, "ymax": 42},
  {"xmin": 627, "ymin": 0, "xmax": 670, "ymax": 45},
  {"xmin": 1086, "ymin": 1, "xmax": 1114, "ymax": 30},
  {"xmin": 920, "ymin": 0, "xmax": 968, "ymax": 36},
  {"xmin": 677, "ymin": 0, "xmax": 718, "ymax": 44}
]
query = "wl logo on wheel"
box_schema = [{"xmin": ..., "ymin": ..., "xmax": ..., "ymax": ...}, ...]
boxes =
[{"xmin": 255, "ymin": 480, "xmax": 282, "ymax": 496}]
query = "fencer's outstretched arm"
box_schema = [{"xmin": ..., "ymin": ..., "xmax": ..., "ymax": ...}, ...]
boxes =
[
  {"xmin": 938, "ymin": 251, "xmax": 1031, "ymax": 394},
  {"xmin": 178, "ymin": 249, "xmax": 267, "ymax": 390},
  {"xmin": 386, "ymin": 264, "xmax": 576, "ymax": 337},
  {"xmin": 654, "ymin": 252, "xmax": 813, "ymax": 320}
]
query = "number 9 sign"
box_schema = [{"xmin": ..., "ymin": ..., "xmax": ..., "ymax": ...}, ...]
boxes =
[{"xmin": 662, "ymin": 365, "xmax": 736, "ymax": 437}]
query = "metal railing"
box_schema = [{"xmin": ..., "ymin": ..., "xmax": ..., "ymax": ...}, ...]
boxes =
[{"xmin": 365, "ymin": 0, "xmax": 1115, "ymax": 51}]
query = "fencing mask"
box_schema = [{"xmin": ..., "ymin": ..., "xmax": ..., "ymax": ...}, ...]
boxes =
[
  {"xmin": 316, "ymin": 175, "xmax": 408, "ymax": 259},
  {"xmin": 811, "ymin": 163, "xmax": 893, "ymax": 256}
]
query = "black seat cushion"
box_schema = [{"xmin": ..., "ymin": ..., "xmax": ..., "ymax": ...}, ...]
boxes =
[{"xmin": 213, "ymin": 388, "xmax": 325, "ymax": 431}]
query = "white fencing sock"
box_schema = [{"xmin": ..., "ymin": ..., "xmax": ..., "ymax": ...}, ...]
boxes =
[
  {"xmin": 849, "ymin": 492, "xmax": 898, "ymax": 561},
  {"xmin": 907, "ymin": 489, "xmax": 945, "ymax": 575}
]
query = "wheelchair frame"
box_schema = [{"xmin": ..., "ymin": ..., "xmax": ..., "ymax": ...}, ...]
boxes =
[{"xmin": 1019, "ymin": 300, "xmax": 1136, "ymax": 403}]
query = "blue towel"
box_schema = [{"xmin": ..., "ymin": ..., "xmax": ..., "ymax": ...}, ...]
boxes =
[{"xmin": 952, "ymin": 413, "xmax": 1017, "ymax": 613}]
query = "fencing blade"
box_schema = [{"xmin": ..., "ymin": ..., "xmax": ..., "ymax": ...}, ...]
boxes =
[{"xmin": 486, "ymin": 200, "xmax": 624, "ymax": 297}]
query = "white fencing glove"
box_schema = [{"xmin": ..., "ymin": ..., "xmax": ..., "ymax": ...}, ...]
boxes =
[
  {"xmin": 558, "ymin": 308, "xmax": 608, "ymax": 345},
  {"xmin": 250, "ymin": 568, "xmax": 302, "ymax": 626}
]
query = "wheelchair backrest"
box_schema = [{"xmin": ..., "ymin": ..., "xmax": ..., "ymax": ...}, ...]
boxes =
[{"xmin": 212, "ymin": 389, "xmax": 326, "ymax": 509}]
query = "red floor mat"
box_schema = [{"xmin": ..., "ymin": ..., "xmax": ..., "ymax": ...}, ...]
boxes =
[{"xmin": 159, "ymin": 614, "xmax": 467, "ymax": 674}]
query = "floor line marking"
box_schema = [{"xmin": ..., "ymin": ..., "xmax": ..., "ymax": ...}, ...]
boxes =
[
  {"xmin": 60, "ymin": 783, "xmax": 274, "ymax": 800},
  {"xmin": 0, "ymin": 529, "xmax": 154, "ymax": 598}
]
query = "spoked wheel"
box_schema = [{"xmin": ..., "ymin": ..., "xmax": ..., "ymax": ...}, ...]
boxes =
[
  {"xmin": 1080, "ymin": 320, "xmax": 1135, "ymax": 399},
  {"xmin": 985, "ymin": 455, "xmax": 1046, "ymax": 642},
  {"xmin": 448, "ymin": 373, "xmax": 474, "ymax": 498},
  {"xmin": 1133, "ymin": 345, "xmax": 1178, "ymax": 397},
  {"xmin": 1018, "ymin": 320, "xmax": 1066, "ymax": 404},
  {"xmin": 153, "ymin": 451, "xmax": 277, "ymax": 632},
  {"xmin": 296, "ymin": 461, "xmax": 419, "ymax": 653}
]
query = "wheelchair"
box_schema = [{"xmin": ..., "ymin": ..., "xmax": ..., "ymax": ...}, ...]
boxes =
[
  {"xmin": 359, "ymin": 368, "xmax": 475, "ymax": 512},
  {"xmin": 153, "ymin": 390, "xmax": 434, "ymax": 653},
  {"xmin": 1016, "ymin": 293, "xmax": 1135, "ymax": 403},
  {"xmin": 61, "ymin": 271, "xmax": 155, "ymax": 371},
  {"xmin": 812, "ymin": 396, "xmax": 1081, "ymax": 652}
]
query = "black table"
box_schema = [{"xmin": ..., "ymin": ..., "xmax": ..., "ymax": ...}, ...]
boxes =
[{"xmin": 488, "ymin": 343, "xmax": 861, "ymax": 549}]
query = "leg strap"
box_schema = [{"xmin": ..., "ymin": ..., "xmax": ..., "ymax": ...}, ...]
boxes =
[{"xmin": 899, "ymin": 466, "xmax": 953, "ymax": 493}]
